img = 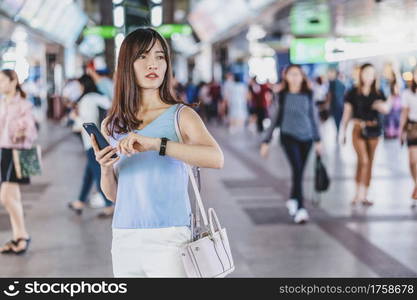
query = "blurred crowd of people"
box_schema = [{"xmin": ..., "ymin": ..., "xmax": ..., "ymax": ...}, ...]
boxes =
[
  {"xmin": 179, "ymin": 73, "xmax": 274, "ymax": 135},
  {"xmin": 168, "ymin": 62, "xmax": 417, "ymax": 224},
  {"xmin": 176, "ymin": 62, "xmax": 407, "ymax": 141}
]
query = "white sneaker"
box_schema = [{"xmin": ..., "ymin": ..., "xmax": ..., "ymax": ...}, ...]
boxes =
[
  {"xmin": 286, "ymin": 199, "xmax": 298, "ymax": 217},
  {"xmin": 89, "ymin": 192, "xmax": 106, "ymax": 208},
  {"xmin": 294, "ymin": 208, "xmax": 309, "ymax": 224}
]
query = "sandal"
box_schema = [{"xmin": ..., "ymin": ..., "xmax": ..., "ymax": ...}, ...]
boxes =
[
  {"xmin": 361, "ymin": 199, "xmax": 374, "ymax": 206},
  {"xmin": 0, "ymin": 240, "xmax": 17, "ymax": 254},
  {"xmin": 12, "ymin": 237, "xmax": 31, "ymax": 255},
  {"xmin": 68, "ymin": 202, "xmax": 83, "ymax": 215}
]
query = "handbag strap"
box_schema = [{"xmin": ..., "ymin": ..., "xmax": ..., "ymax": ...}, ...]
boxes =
[{"xmin": 174, "ymin": 104, "xmax": 209, "ymax": 227}]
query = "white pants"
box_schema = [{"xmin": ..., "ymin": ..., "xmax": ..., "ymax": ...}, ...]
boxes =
[{"xmin": 111, "ymin": 226, "xmax": 192, "ymax": 277}]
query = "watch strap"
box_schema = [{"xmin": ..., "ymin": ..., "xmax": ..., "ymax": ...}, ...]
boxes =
[{"xmin": 159, "ymin": 137, "xmax": 169, "ymax": 156}]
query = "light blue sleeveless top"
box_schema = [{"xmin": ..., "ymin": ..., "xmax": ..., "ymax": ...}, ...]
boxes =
[{"xmin": 108, "ymin": 104, "xmax": 191, "ymax": 229}]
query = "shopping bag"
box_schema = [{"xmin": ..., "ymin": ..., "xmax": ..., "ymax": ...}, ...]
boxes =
[
  {"xmin": 315, "ymin": 154, "xmax": 330, "ymax": 192},
  {"xmin": 12, "ymin": 145, "xmax": 42, "ymax": 179}
]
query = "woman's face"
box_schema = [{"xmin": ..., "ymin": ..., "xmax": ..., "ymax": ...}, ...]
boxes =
[
  {"xmin": 133, "ymin": 40, "xmax": 167, "ymax": 90},
  {"xmin": 285, "ymin": 67, "xmax": 303, "ymax": 89},
  {"xmin": 0, "ymin": 72, "xmax": 15, "ymax": 95},
  {"xmin": 361, "ymin": 66, "xmax": 376, "ymax": 87}
]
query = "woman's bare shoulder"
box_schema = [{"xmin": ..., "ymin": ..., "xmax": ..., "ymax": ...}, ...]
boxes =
[{"xmin": 179, "ymin": 105, "xmax": 201, "ymax": 123}]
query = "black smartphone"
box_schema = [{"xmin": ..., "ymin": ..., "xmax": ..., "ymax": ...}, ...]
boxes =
[{"xmin": 82, "ymin": 122, "xmax": 118, "ymax": 159}]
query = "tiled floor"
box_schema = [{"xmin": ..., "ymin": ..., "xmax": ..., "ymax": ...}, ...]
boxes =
[{"xmin": 1, "ymin": 119, "xmax": 417, "ymax": 277}]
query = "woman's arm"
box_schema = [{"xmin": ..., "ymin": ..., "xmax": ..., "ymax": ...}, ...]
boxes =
[
  {"xmin": 308, "ymin": 97, "xmax": 323, "ymax": 155},
  {"xmin": 99, "ymin": 162, "xmax": 118, "ymax": 202},
  {"xmin": 261, "ymin": 95, "xmax": 281, "ymax": 145},
  {"xmin": 340, "ymin": 103, "xmax": 353, "ymax": 143},
  {"xmin": 399, "ymin": 106, "xmax": 409, "ymax": 143},
  {"xmin": 165, "ymin": 106, "xmax": 224, "ymax": 168},
  {"xmin": 309, "ymin": 97, "xmax": 321, "ymax": 142},
  {"xmin": 259, "ymin": 93, "xmax": 281, "ymax": 158},
  {"xmin": 372, "ymin": 99, "xmax": 391, "ymax": 115},
  {"xmin": 118, "ymin": 107, "xmax": 224, "ymax": 169},
  {"xmin": 13, "ymin": 102, "xmax": 38, "ymax": 145},
  {"xmin": 91, "ymin": 118, "xmax": 119, "ymax": 202}
]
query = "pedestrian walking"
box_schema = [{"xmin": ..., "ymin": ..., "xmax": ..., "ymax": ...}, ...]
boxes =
[
  {"xmin": 340, "ymin": 63, "xmax": 391, "ymax": 206},
  {"xmin": 0, "ymin": 69, "xmax": 38, "ymax": 255},
  {"xmin": 67, "ymin": 75, "xmax": 114, "ymax": 218},
  {"xmin": 260, "ymin": 65, "xmax": 322, "ymax": 224}
]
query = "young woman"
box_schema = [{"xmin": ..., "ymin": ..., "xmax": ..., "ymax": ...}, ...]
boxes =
[
  {"xmin": 90, "ymin": 27, "xmax": 224, "ymax": 277},
  {"xmin": 260, "ymin": 65, "xmax": 322, "ymax": 224},
  {"xmin": 340, "ymin": 63, "xmax": 391, "ymax": 206},
  {"xmin": 68, "ymin": 74, "xmax": 114, "ymax": 218},
  {"xmin": 0, "ymin": 69, "xmax": 37, "ymax": 254},
  {"xmin": 399, "ymin": 67, "xmax": 417, "ymax": 207}
]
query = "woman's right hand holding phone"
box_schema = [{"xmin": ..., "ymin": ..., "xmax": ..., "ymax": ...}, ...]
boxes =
[{"xmin": 90, "ymin": 134, "xmax": 120, "ymax": 170}]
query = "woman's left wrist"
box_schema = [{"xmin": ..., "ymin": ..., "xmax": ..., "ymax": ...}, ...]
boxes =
[{"xmin": 154, "ymin": 138, "xmax": 162, "ymax": 151}]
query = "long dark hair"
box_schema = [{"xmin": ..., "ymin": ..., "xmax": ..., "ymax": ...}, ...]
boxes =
[
  {"xmin": 358, "ymin": 63, "xmax": 378, "ymax": 96},
  {"xmin": 0, "ymin": 69, "xmax": 26, "ymax": 98},
  {"xmin": 281, "ymin": 64, "xmax": 312, "ymax": 95},
  {"xmin": 76, "ymin": 74, "xmax": 99, "ymax": 102},
  {"xmin": 411, "ymin": 67, "xmax": 417, "ymax": 94},
  {"xmin": 106, "ymin": 27, "xmax": 186, "ymax": 136}
]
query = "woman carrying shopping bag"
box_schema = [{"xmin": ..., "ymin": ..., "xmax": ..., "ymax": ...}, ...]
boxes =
[
  {"xmin": 312, "ymin": 154, "xmax": 331, "ymax": 207},
  {"xmin": 340, "ymin": 63, "xmax": 391, "ymax": 206},
  {"xmin": 90, "ymin": 27, "xmax": 224, "ymax": 277},
  {"xmin": 260, "ymin": 64, "xmax": 322, "ymax": 224},
  {"xmin": 399, "ymin": 67, "xmax": 417, "ymax": 207},
  {"xmin": 0, "ymin": 69, "xmax": 38, "ymax": 255}
]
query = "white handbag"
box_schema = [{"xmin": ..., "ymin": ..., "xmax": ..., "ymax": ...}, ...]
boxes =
[{"xmin": 174, "ymin": 104, "xmax": 235, "ymax": 278}]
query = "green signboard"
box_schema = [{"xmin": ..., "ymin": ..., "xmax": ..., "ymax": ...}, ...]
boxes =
[
  {"xmin": 83, "ymin": 26, "xmax": 118, "ymax": 39},
  {"xmin": 290, "ymin": 38, "xmax": 327, "ymax": 64},
  {"xmin": 290, "ymin": 37, "xmax": 368, "ymax": 63},
  {"xmin": 156, "ymin": 24, "xmax": 192, "ymax": 38}
]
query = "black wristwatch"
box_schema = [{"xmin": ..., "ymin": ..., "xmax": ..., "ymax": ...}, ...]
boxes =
[{"xmin": 159, "ymin": 137, "xmax": 169, "ymax": 156}]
